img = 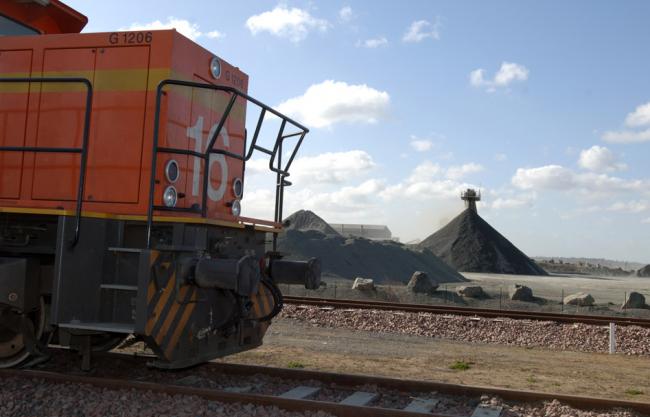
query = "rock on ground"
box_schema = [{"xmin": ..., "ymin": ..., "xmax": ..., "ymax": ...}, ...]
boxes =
[
  {"xmin": 407, "ymin": 271, "xmax": 438, "ymax": 294},
  {"xmin": 637, "ymin": 265, "xmax": 650, "ymax": 277},
  {"xmin": 352, "ymin": 277, "xmax": 375, "ymax": 291},
  {"xmin": 563, "ymin": 292, "xmax": 595, "ymax": 307},
  {"xmin": 456, "ymin": 285, "xmax": 487, "ymax": 298},
  {"xmin": 509, "ymin": 284, "xmax": 534, "ymax": 302},
  {"xmin": 622, "ymin": 292, "xmax": 647, "ymax": 309}
]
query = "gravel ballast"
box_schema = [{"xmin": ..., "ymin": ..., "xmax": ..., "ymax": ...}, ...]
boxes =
[
  {"xmin": 281, "ymin": 305, "xmax": 650, "ymax": 356},
  {"xmin": 0, "ymin": 376, "xmax": 335, "ymax": 417}
]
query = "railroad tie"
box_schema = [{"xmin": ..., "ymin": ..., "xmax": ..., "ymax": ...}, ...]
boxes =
[
  {"xmin": 471, "ymin": 405, "xmax": 503, "ymax": 417},
  {"xmin": 404, "ymin": 398, "xmax": 439, "ymax": 413},
  {"xmin": 279, "ymin": 386, "xmax": 321, "ymax": 400},
  {"xmin": 339, "ymin": 391, "xmax": 378, "ymax": 406}
]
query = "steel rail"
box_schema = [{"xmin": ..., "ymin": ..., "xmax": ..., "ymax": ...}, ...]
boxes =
[
  {"xmin": 283, "ymin": 296, "xmax": 650, "ymax": 328},
  {"xmin": 3, "ymin": 355, "xmax": 650, "ymax": 416}
]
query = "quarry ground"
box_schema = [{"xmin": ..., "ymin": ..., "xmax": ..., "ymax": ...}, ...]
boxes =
[{"xmin": 224, "ymin": 317, "xmax": 650, "ymax": 402}]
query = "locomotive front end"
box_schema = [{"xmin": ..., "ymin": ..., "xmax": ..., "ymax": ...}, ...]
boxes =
[{"xmin": 0, "ymin": 0, "xmax": 319, "ymax": 369}]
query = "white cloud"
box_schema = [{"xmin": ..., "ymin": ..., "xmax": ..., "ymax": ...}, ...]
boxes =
[
  {"xmin": 512, "ymin": 165, "xmax": 648, "ymax": 195},
  {"xmin": 339, "ymin": 6, "xmax": 353, "ymax": 22},
  {"xmin": 470, "ymin": 62, "xmax": 529, "ymax": 92},
  {"xmin": 445, "ymin": 163, "xmax": 484, "ymax": 180},
  {"xmin": 602, "ymin": 129, "xmax": 650, "ymax": 144},
  {"xmin": 120, "ymin": 17, "xmax": 222, "ymax": 41},
  {"xmin": 625, "ymin": 102, "xmax": 650, "ymax": 127},
  {"xmin": 491, "ymin": 193, "xmax": 536, "ymax": 210},
  {"xmin": 642, "ymin": 217, "xmax": 650, "ymax": 224},
  {"xmin": 276, "ymin": 80, "xmax": 390, "ymax": 128},
  {"xmin": 494, "ymin": 153, "xmax": 508, "ymax": 162},
  {"xmin": 356, "ymin": 36, "xmax": 388, "ymax": 48},
  {"xmin": 607, "ymin": 200, "xmax": 649, "ymax": 213},
  {"xmin": 402, "ymin": 19, "xmax": 440, "ymax": 43},
  {"xmin": 512, "ymin": 165, "xmax": 575, "ymax": 190},
  {"xmin": 381, "ymin": 161, "xmax": 474, "ymax": 202},
  {"xmin": 245, "ymin": 5, "xmax": 329, "ymax": 42},
  {"xmin": 410, "ymin": 138, "xmax": 433, "ymax": 152},
  {"xmin": 289, "ymin": 150, "xmax": 376, "ymax": 184},
  {"xmin": 206, "ymin": 30, "xmax": 224, "ymax": 39},
  {"xmin": 578, "ymin": 145, "xmax": 627, "ymax": 172}
]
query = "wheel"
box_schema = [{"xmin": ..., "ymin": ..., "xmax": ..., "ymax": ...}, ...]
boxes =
[{"xmin": 0, "ymin": 297, "xmax": 45, "ymax": 368}]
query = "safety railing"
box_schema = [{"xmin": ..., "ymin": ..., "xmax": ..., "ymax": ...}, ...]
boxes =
[
  {"xmin": 0, "ymin": 77, "xmax": 93, "ymax": 246},
  {"xmin": 146, "ymin": 79, "xmax": 309, "ymax": 248}
]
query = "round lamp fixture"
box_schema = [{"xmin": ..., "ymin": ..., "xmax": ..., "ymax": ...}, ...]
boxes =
[
  {"xmin": 231, "ymin": 199, "xmax": 241, "ymax": 217},
  {"xmin": 165, "ymin": 159, "xmax": 179, "ymax": 183},
  {"xmin": 232, "ymin": 178, "xmax": 243, "ymax": 198},
  {"xmin": 163, "ymin": 186, "xmax": 177, "ymax": 208},
  {"xmin": 210, "ymin": 57, "xmax": 221, "ymax": 79}
]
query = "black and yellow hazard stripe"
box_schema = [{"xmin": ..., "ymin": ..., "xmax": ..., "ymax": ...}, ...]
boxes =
[
  {"xmin": 144, "ymin": 253, "xmax": 201, "ymax": 360},
  {"xmin": 250, "ymin": 281, "xmax": 276, "ymax": 320}
]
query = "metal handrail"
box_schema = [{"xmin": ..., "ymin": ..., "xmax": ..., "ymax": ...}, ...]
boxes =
[
  {"xmin": 0, "ymin": 77, "xmax": 93, "ymax": 246},
  {"xmin": 146, "ymin": 79, "xmax": 309, "ymax": 248}
]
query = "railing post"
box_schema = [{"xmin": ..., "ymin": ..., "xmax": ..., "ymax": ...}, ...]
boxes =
[{"xmin": 609, "ymin": 322, "xmax": 616, "ymax": 354}]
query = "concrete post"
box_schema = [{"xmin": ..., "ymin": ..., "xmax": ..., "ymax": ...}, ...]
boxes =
[{"xmin": 609, "ymin": 322, "xmax": 616, "ymax": 354}]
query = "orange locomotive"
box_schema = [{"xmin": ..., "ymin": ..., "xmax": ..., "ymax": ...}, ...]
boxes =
[{"xmin": 0, "ymin": 1, "xmax": 319, "ymax": 369}]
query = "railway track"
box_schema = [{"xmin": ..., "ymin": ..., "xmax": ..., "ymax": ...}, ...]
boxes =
[
  {"xmin": 283, "ymin": 296, "xmax": 650, "ymax": 328},
  {"xmin": 2, "ymin": 350, "xmax": 649, "ymax": 417}
]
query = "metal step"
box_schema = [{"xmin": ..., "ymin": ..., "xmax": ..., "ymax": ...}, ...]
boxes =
[
  {"xmin": 100, "ymin": 284, "xmax": 138, "ymax": 291},
  {"xmin": 58, "ymin": 321, "xmax": 134, "ymax": 334},
  {"xmin": 107, "ymin": 247, "xmax": 142, "ymax": 253}
]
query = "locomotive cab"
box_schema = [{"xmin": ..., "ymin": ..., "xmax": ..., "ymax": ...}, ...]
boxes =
[{"xmin": 0, "ymin": 0, "xmax": 319, "ymax": 369}]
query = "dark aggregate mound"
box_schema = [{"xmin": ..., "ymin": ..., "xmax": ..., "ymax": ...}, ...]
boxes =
[
  {"xmin": 638, "ymin": 265, "xmax": 650, "ymax": 278},
  {"xmin": 419, "ymin": 209, "xmax": 548, "ymax": 276},
  {"xmin": 283, "ymin": 210, "xmax": 340, "ymax": 236},
  {"xmin": 278, "ymin": 211, "xmax": 467, "ymax": 285}
]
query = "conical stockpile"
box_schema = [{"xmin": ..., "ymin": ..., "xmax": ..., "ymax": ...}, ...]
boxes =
[
  {"xmin": 419, "ymin": 208, "xmax": 548, "ymax": 276},
  {"xmin": 278, "ymin": 210, "xmax": 467, "ymax": 284}
]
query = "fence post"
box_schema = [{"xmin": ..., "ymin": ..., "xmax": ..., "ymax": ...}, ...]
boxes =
[
  {"xmin": 561, "ymin": 288, "xmax": 564, "ymax": 312},
  {"xmin": 609, "ymin": 322, "xmax": 616, "ymax": 354},
  {"xmin": 499, "ymin": 287, "xmax": 502, "ymax": 310}
]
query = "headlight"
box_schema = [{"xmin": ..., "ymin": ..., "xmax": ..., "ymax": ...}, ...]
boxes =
[
  {"xmin": 163, "ymin": 186, "xmax": 177, "ymax": 207},
  {"xmin": 231, "ymin": 199, "xmax": 241, "ymax": 216},
  {"xmin": 165, "ymin": 159, "xmax": 179, "ymax": 183},
  {"xmin": 232, "ymin": 177, "xmax": 243, "ymax": 198},
  {"xmin": 210, "ymin": 57, "xmax": 221, "ymax": 79}
]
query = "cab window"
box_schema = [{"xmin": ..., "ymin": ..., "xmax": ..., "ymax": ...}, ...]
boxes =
[{"xmin": 0, "ymin": 14, "xmax": 39, "ymax": 36}]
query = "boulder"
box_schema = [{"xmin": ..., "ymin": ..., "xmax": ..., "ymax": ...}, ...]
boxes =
[
  {"xmin": 622, "ymin": 292, "xmax": 646, "ymax": 309},
  {"xmin": 456, "ymin": 285, "xmax": 487, "ymax": 298},
  {"xmin": 407, "ymin": 271, "xmax": 438, "ymax": 294},
  {"xmin": 563, "ymin": 292, "xmax": 595, "ymax": 306},
  {"xmin": 637, "ymin": 265, "xmax": 650, "ymax": 277},
  {"xmin": 352, "ymin": 277, "xmax": 375, "ymax": 291},
  {"xmin": 509, "ymin": 284, "xmax": 534, "ymax": 302}
]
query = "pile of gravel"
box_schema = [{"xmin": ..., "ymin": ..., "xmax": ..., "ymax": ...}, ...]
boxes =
[
  {"xmin": 281, "ymin": 305, "xmax": 650, "ymax": 356},
  {"xmin": 419, "ymin": 208, "xmax": 547, "ymax": 276},
  {"xmin": 283, "ymin": 210, "xmax": 340, "ymax": 236},
  {"xmin": 637, "ymin": 265, "xmax": 650, "ymax": 278},
  {"xmin": 278, "ymin": 211, "xmax": 466, "ymax": 285}
]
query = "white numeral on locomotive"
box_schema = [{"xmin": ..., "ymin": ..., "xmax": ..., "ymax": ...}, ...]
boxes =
[{"xmin": 187, "ymin": 116, "xmax": 230, "ymax": 202}]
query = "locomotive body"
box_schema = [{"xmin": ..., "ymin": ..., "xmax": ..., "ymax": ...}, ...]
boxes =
[{"xmin": 0, "ymin": 0, "xmax": 318, "ymax": 369}]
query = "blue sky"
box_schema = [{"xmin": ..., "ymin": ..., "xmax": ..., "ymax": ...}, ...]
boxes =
[{"xmin": 67, "ymin": 0, "xmax": 650, "ymax": 263}]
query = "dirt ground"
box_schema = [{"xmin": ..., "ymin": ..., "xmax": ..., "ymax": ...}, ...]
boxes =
[{"xmin": 223, "ymin": 317, "xmax": 650, "ymax": 402}]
